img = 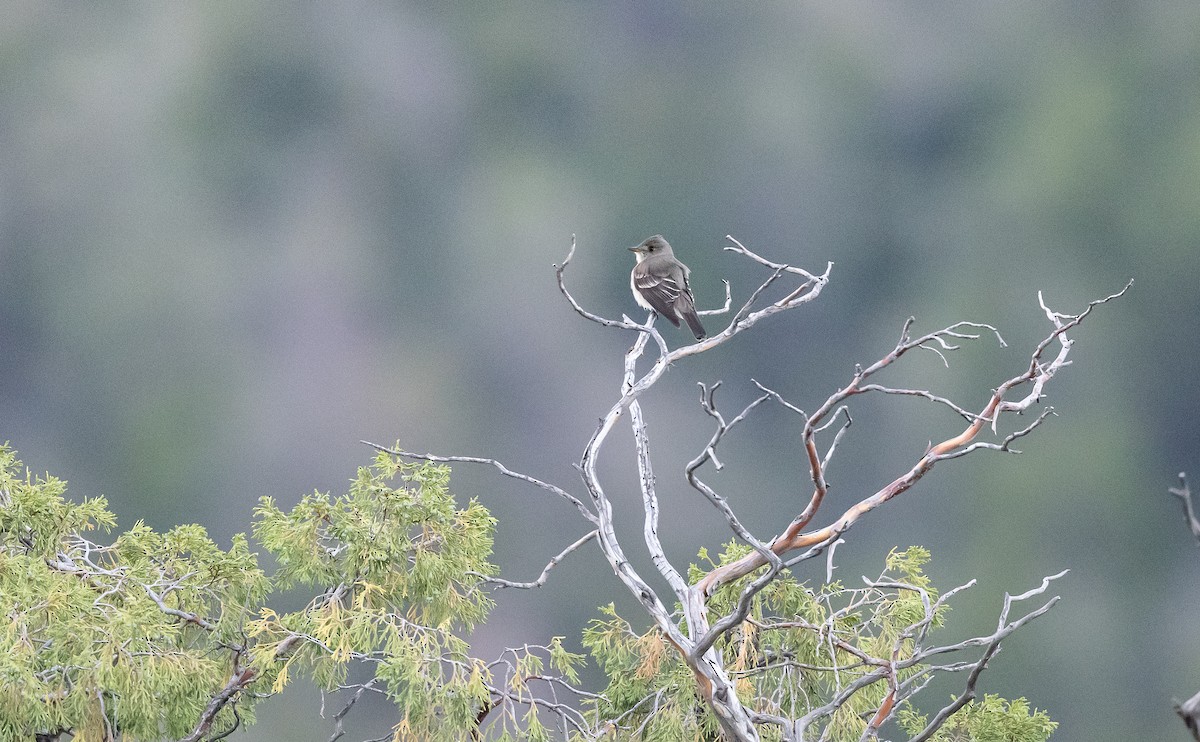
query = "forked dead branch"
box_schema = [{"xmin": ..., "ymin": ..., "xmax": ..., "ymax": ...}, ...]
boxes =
[
  {"xmin": 1169, "ymin": 474, "xmax": 1200, "ymax": 740},
  {"xmin": 368, "ymin": 236, "xmax": 1129, "ymax": 741}
]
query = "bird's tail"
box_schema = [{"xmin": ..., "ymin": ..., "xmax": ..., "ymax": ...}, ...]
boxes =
[{"xmin": 681, "ymin": 306, "xmax": 707, "ymax": 340}]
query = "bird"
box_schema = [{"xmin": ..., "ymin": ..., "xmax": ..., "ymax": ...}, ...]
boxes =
[{"xmin": 628, "ymin": 235, "xmax": 707, "ymax": 340}]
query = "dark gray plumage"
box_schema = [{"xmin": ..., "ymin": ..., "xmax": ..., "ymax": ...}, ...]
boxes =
[{"xmin": 628, "ymin": 235, "xmax": 706, "ymax": 340}]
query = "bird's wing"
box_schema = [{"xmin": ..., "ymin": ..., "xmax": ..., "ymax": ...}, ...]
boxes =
[
  {"xmin": 678, "ymin": 265, "xmax": 696, "ymax": 301},
  {"xmin": 633, "ymin": 263, "xmax": 684, "ymax": 324},
  {"xmin": 672, "ymin": 267, "xmax": 706, "ymax": 338}
]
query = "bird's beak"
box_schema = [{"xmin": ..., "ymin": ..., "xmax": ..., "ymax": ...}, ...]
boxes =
[{"xmin": 628, "ymin": 246, "xmax": 642, "ymax": 253}]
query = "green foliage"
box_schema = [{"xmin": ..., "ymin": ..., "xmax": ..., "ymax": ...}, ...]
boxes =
[
  {"xmin": 252, "ymin": 450, "xmax": 497, "ymax": 630},
  {"xmin": 582, "ymin": 545, "xmax": 1053, "ymax": 742},
  {"xmin": 0, "ymin": 443, "xmax": 268, "ymax": 740},
  {"xmin": 247, "ymin": 447, "xmax": 499, "ymax": 739},
  {"xmin": 0, "ymin": 440, "xmax": 1055, "ymax": 741},
  {"xmin": 253, "ymin": 453, "xmax": 496, "ymax": 628},
  {"xmin": 898, "ymin": 694, "xmax": 1058, "ymax": 741},
  {"xmin": 0, "ymin": 442, "xmax": 499, "ymax": 741}
]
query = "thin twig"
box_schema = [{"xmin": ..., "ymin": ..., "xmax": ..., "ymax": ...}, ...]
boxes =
[
  {"xmin": 554, "ymin": 235, "xmax": 647, "ymax": 334},
  {"xmin": 327, "ymin": 679, "xmax": 380, "ymax": 742},
  {"xmin": 907, "ymin": 571, "xmax": 1067, "ymax": 742},
  {"xmin": 361, "ymin": 441, "xmax": 597, "ymax": 525},
  {"xmin": 470, "ymin": 530, "xmax": 599, "ymax": 589}
]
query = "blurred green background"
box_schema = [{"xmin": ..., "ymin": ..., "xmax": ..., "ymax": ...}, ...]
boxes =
[{"xmin": 2, "ymin": 3, "xmax": 1198, "ymax": 740}]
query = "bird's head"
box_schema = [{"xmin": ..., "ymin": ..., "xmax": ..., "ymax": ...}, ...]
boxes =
[{"xmin": 628, "ymin": 235, "xmax": 672, "ymax": 261}]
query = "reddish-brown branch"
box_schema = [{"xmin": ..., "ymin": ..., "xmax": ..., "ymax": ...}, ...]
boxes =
[
  {"xmin": 797, "ymin": 431, "xmax": 826, "ymax": 529},
  {"xmin": 695, "ymin": 281, "xmax": 1132, "ymax": 600},
  {"xmin": 697, "ymin": 377, "xmax": 996, "ymax": 598},
  {"xmin": 869, "ymin": 683, "xmax": 897, "ymax": 732}
]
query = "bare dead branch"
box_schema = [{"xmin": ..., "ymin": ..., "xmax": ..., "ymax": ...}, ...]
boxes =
[
  {"xmin": 623, "ymin": 324, "xmax": 690, "ymax": 597},
  {"xmin": 1175, "ymin": 689, "xmax": 1200, "ymax": 742},
  {"xmin": 695, "ymin": 284, "xmax": 1128, "ymax": 601},
  {"xmin": 825, "ymin": 537, "xmax": 846, "ymax": 583},
  {"xmin": 595, "ymin": 323, "xmax": 760, "ymax": 739},
  {"xmin": 746, "ymin": 379, "xmax": 831, "ymax": 534},
  {"xmin": 1169, "ymin": 472, "xmax": 1200, "ymax": 739},
  {"xmin": 731, "ymin": 264, "xmax": 789, "ymax": 325},
  {"xmin": 911, "ymin": 320, "xmax": 1007, "ymax": 367},
  {"xmin": 753, "ymin": 317, "xmax": 1006, "ymax": 546},
  {"xmin": 134, "ymin": 582, "xmax": 214, "ymax": 631},
  {"xmin": 1170, "ymin": 473, "xmax": 1200, "ymax": 545},
  {"xmin": 905, "ymin": 570, "xmax": 1067, "ymax": 741},
  {"xmin": 478, "ymin": 644, "xmax": 605, "ymax": 739},
  {"xmin": 684, "ymin": 383, "xmax": 777, "ymax": 556},
  {"xmin": 574, "ymin": 326, "xmax": 694, "ymax": 677},
  {"xmin": 746, "ymin": 571, "xmax": 1064, "ymax": 741},
  {"xmin": 723, "ymin": 235, "xmax": 823, "ymax": 283},
  {"xmin": 631, "ymin": 396, "xmax": 689, "ymax": 595},
  {"xmin": 856, "ymin": 384, "xmax": 981, "ymax": 422},
  {"xmin": 720, "ymin": 236, "xmax": 833, "ymax": 334},
  {"xmin": 989, "ymin": 280, "xmax": 1133, "ymax": 428},
  {"xmin": 325, "ymin": 679, "xmax": 380, "ymax": 742},
  {"xmin": 470, "ymin": 530, "xmax": 599, "ymax": 589},
  {"xmin": 700, "ymin": 279, "xmax": 734, "ymax": 317},
  {"xmin": 554, "ymin": 235, "xmax": 648, "ymax": 334},
  {"xmin": 360, "ymin": 440, "xmax": 597, "ymax": 526}
]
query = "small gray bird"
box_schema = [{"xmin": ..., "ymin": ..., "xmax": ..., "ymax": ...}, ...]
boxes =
[{"xmin": 628, "ymin": 235, "xmax": 706, "ymax": 340}]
